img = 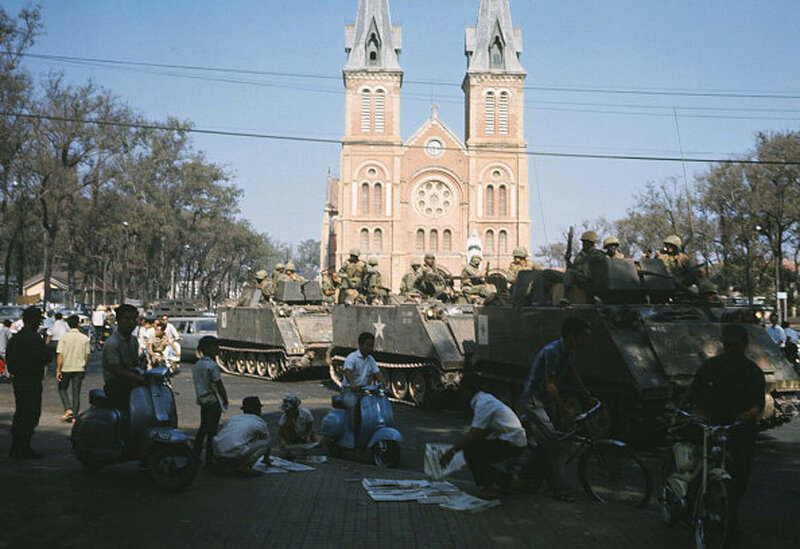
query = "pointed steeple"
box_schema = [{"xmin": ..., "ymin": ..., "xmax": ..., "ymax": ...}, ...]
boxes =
[
  {"xmin": 465, "ymin": 0, "xmax": 525, "ymax": 74},
  {"xmin": 344, "ymin": 0, "xmax": 402, "ymax": 72}
]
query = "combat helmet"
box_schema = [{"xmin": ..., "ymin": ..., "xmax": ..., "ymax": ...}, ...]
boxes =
[
  {"xmin": 255, "ymin": 269, "xmax": 268, "ymax": 279},
  {"xmin": 349, "ymin": 248, "xmax": 361, "ymax": 258},
  {"xmin": 411, "ymin": 258, "xmax": 422, "ymax": 267},
  {"xmin": 603, "ymin": 236, "xmax": 620, "ymax": 248},
  {"xmin": 470, "ymin": 255, "xmax": 482, "ymax": 265},
  {"xmin": 512, "ymin": 247, "xmax": 528, "ymax": 258},
  {"xmin": 580, "ymin": 231, "xmax": 599, "ymax": 243},
  {"xmin": 698, "ymin": 279, "xmax": 718, "ymax": 296},
  {"xmin": 664, "ymin": 235, "xmax": 682, "ymax": 248},
  {"xmin": 368, "ymin": 257, "xmax": 379, "ymax": 266},
  {"xmin": 285, "ymin": 262, "xmax": 296, "ymax": 271}
]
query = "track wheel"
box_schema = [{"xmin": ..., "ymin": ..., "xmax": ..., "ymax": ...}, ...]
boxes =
[
  {"xmin": 408, "ymin": 371, "xmax": 428, "ymax": 406},
  {"xmin": 389, "ymin": 370, "xmax": 409, "ymax": 400},
  {"xmin": 246, "ymin": 356, "xmax": 257, "ymax": 375},
  {"xmin": 267, "ymin": 356, "xmax": 282, "ymax": 380},
  {"xmin": 256, "ymin": 356, "xmax": 268, "ymax": 377},
  {"xmin": 235, "ymin": 354, "xmax": 247, "ymax": 374}
]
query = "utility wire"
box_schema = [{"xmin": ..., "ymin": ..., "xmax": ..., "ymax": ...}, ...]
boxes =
[
  {"xmin": 5, "ymin": 110, "xmax": 800, "ymax": 166},
  {"xmin": 16, "ymin": 51, "xmax": 800, "ymax": 100}
]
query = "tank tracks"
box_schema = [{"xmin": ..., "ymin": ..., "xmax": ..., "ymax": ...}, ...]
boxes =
[
  {"xmin": 218, "ymin": 345, "xmax": 310, "ymax": 382},
  {"xmin": 328, "ymin": 352, "xmax": 461, "ymax": 407}
]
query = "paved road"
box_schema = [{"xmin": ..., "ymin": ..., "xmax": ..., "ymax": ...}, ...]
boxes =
[{"xmin": 1, "ymin": 353, "xmax": 798, "ymax": 548}]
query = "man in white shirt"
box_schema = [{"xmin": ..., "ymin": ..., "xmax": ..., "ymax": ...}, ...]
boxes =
[
  {"xmin": 213, "ymin": 396, "xmax": 270, "ymax": 475},
  {"xmin": 765, "ymin": 314, "xmax": 786, "ymax": 348},
  {"xmin": 159, "ymin": 314, "xmax": 181, "ymax": 342},
  {"xmin": 92, "ymin": 306, "xmax": 107, "ymax": 331},
  {"xmin": 341, "ymin": 332, "xmax": 384, "ymax": 431},
  {"xmin": 56, "ymin": 315, "xmax": 91, "ymax": 420},
  {"xmin": 46, "ymin": 313, "xmax": 70, "ymax": 375},
  {"xmin": 278, "ymin": 394, "xmax": 318, "ymax": 457},
  {"xmin": 440, "ymin": 373, "xmax": 527, "ymax": 500},
  {"xmin": 0, "ymin": 320, "xmax": 12, "ymax": 381}
]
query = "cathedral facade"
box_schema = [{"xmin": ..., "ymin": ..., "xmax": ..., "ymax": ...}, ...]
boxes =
[{"xmin": 320, "ymin": 0, "xmax": 531, "ymax": 290}]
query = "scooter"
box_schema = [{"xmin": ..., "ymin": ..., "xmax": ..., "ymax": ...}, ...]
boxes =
[
  {"xmin": 320, "ymin": 383, "xmax": 403, "ymax": 467},
  {"xmin": 70, "ymin": 365, "xmax": 198, "ymax": 491}
]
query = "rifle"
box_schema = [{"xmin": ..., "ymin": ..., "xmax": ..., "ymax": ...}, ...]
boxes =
[{"xmin": 564, "ymin": 226, "xmax": 575, "ymax": 268}]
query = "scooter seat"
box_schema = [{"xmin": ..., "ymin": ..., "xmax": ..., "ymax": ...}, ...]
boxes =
[
  {"xmin": 331, "ymin": 395, "xmax": 346, "ymax": 409},
  {"xmin": 89, "ymin": 389, "xmax": 114, "ymax": 408}
]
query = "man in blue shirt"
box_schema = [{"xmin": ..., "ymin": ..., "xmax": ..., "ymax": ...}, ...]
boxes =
[
  {"xmin": 781, "ymin": 321, "xmax": 798, "ymax": 364},
  {"xmin": 519, "ymin": 317, "xmax": 593, "ymax": 501}
]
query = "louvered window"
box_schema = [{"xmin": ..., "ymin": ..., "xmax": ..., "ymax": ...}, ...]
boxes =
[
  {"xmin": 429, "ymin": 229, "xmax": 439, "ymax": 253},
  {"xmin": 361, "ymin": 90, "xmax": 371, "ymax": 132},
  {"xmin": 374, "ymin": 90, "xmax": 385, "ymax": 132},
  {"xmin": 485, "ymin": 91, "xmax": 495, "ymax": 135},
  {"xmin": 360, "ymin": 229, "xmax": 370, "ymax": 252},
  {"xmin": 498, "ymin": 92, "xmax": 509, "ymax": 135},
  {"xmin": 373, "ymin": 228, "xmax": 383, "ymax": 251},
  {"xmin": 443, "ymin": 230, "xmax": 452, "ymax": 252},
  {"xmin": 486, "ymin": 185, "xmax": 495, "ymax": 216},
  {"xmin": 485, "ymin": 230, "xmax": 495, "ymax": 255},
  {"xmin": 498, "ymin": 185, "xmax": 507, "ymax": 216},
  {"xmin": 416, "ymin": 229, "xmax": 425, "ymax": 252},
  {"xmin": 498, "ymin": 230, "xmax": 508, "ymax": 254},
  {"xmin": 373, "ymin": 182, "xmax": 383, "ymax": 214}
]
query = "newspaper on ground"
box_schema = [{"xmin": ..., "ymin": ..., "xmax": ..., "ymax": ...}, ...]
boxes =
[
  {"xmin": 252, "ymin": 455, "xmax": 317, "ymax": 474},
  {"xmin": 299, "ymin": 455, "xmax": 328, "ymax": 464},
  {"xmin": 424, "ymin": 443, "xmax": 466, "ymax": 480},
  {"xmin": 361, "ymin": 478, "xmax": 499, "ymax": 513}
]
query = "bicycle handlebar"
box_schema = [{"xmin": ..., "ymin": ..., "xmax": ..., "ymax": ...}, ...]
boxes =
[
  {"xmin": 575, "ymin": 399, "xmax": 602, "ymax": 423},
  {"xmin": 665, "ymin": 407, "xmax": 741, "ymax": 432}
]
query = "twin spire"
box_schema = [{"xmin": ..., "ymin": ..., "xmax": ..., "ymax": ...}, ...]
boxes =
[{"xmin": 344, "ymin": 0, "xmax": 524, "ymax": 73}]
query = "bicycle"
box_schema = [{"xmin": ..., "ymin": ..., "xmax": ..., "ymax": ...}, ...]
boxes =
[
  {"xmin": 511, "ymin": 400, "xmax": 653, "ymax": 508},
  {"xmin": 660, "ymin": 408, "xmax": 738, "ymax": 549}
]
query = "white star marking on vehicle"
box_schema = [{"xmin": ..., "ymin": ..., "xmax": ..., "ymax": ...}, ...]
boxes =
[{"xmin": 373, "ymin": 315, "xmax": 386, "ymax": 340}]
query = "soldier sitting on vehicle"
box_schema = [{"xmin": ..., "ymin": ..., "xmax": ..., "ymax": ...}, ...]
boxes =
[
  {"xmin": 657, "ymin": 235, "xmax": 699, "ymax": 287},
  {"xmin": 255, "ymin": 270, "xmax": 274, "ymax": 302},
  {"xmin": 415, "ymin": 253, "xmax": 451, "ymax": 301},
  {"xmin": 399, "ymin": 259, "xmax": 423, "ymax": 302},
  {"xmin": 320, "ymin": 269, "xmax": 340, "ymax": 304},
  {"xmin": 283, "ymin": 263, "xmax": 306, "ymax": 284},
  {"xmin": 338, "ymin": 249, "xmax": 367, "ymax": 304},
  {"xmin": 363, "ymin": 257, "xmax": 389, "ymax": 304},
  {"xmin": 602, "ymin": 237, "xmax": 624, "ymax": 259},
  {"xmin": 507, "ymin": 247, "xmax": 542, "ymax": 285},
  {"xmin": 563, "ymin": 231, "xmax": 606, "ymax": 303},
  {"xmin": 461, "ymin": 255, "xmax": 496, "ymax": 303},
  {"xmin": 273, "ymin": 263, "xmax": 285, "ymax": 287}
]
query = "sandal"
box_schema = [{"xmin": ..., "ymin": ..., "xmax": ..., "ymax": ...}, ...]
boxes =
[{"xmin": 61, "ymin": 411, "xmax": 74, "ymax": 422}]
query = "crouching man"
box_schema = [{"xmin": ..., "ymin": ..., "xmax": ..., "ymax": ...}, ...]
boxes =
[
  {"xmin": 440, "ymin": 373, "xmax": 527, "ymax": 499},
  {"xmin": 278, "ymin": 394, "xmax": 318, "ymax": 459},
  {"xmin": 213, "ymin": 396, "xmax": 270, "ymax": 476}
]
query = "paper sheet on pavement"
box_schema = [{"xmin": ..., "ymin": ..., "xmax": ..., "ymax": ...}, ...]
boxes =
[
  {"xmin": 424, "ymin": 443, "xmax": 466, "ymax": 479},
  {"xmin": 361, "ymin": 478, "xmax": 499, "ymax": 513},
  {"xmin": 252, "ymin": 456, "xmax": 316, "ymax": 474}
]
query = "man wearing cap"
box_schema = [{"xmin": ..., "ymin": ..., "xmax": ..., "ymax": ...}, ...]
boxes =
[
  {"xmin": 278, "ymin": 394, "xmax": 318, "ymax": 458},
  {"xmin": 602, "ymin": 237, "xmax": 624, "ymax": 259},
  {"xmin": 564, "ymin": 231, "xmax": 606, "ymax": 301},
  {"xmin": 461, "ymin": 255, "xmax": 496, "ymax": 302},
  {"xmin": 415, "ymin": 253, "xmax": 449, "ymax": 300},
  {"xmin": 213, "ymin": 396, "xmax": 271, "ymax": 475},
  {"xmin": 192, "ymin": 336, "xmax": 229, "ymax": 465},
  {"xmin": 338, "ymin": 249, "xmax": 366, "ymax": 303},
  {"xmin": 507, "ymin": 247, "xmax": 542, "ymax": 284}
]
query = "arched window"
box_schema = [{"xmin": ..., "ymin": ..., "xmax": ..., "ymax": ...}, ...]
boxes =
[
  {"xmin": 360, "ymin": 183, "xmax": 370, "ymax": 215},
  {"xmin": 429, "ymin": 229, "xmax": 439, "ymax": 253},
  {"xmin": 498, "ymin": 230, "xmax": 508, "ymax": 254},
  {"xmin": 486, "ymin": 185, "xmax": 495, "ymax": 216},
  {"xmin": 373, "ymin": 182, "xmax": 383, "ymax": 214},
  {"xmin": 498, "ymin": 92, "xmax": 509, "ymax": 135},
  {"xmin": 373, "ymin": 228, "xmax": 383, "ymax": 251},
  {"xmin": 485, "ymin": 91, "xmax": 495, "ymax": 135},
  {"xmin": 498, "ymin": 185, "xmax": 507, "ymax": 216},
  {"xmin": 416, "ymin": 229, "xmax": 425, "ymax": 252},
  {"xmin": 490, "ymin": 36, "xmax": 504, "ymax": 69},
  {"xmin": 485, "ymin": 230, "xmax": 495, "ymax": 255},
  {"xmin": 443, "ymin": 229, "xmax": 452, "ymax": 253},
  {"xmin": 360, "ymin": 228, "xmax": 370, "ymax": 252},
  {"xmin": 360, "ymin": 89, "xmax": 371, "ymax": 132},
  {"xmin": 374, "ymin": 89, "xmax": 385, "ymax": 133}
]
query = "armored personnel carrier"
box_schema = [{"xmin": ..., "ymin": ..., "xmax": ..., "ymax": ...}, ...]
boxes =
[
  {"xmin": 472, "ymin": 259, "xmax": 800, "ymax": 441},
  {"xmin": 216, "ymin": 281, "xmax": 332, "ymax": 380},
  {"xmin": 327, "ymin": 301, "xmax": 475, "ymax": 406}
]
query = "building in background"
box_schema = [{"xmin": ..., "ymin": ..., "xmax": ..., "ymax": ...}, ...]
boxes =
[{"xmin": 321, "ymin": 0, "xmax": 531, "ymax": 290}]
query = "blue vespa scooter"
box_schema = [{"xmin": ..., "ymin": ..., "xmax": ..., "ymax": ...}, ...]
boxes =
[
  {"xmin": 320, "ymin": 383, "xmax": 402, "ymax": 467},
  {"xmin": 71, "ymin": 365, "xmax": 198, "ymax": 491}
]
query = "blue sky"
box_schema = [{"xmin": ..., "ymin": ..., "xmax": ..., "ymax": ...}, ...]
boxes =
[{"xmin": 9, "ymin": 0, "xmax": 800, "ymax": 252}]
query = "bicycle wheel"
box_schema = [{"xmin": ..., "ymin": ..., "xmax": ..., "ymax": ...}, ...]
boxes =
[
  {"xmin": 578, "ymin": 441, "xmax": 653, "ymax": 508},
  {"xmin": 694, "ymin": 475, "xmax": 730, "ymax": 549}
]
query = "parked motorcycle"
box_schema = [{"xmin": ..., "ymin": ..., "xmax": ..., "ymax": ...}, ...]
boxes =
[
  {"xmin": 320, "ymin": 383, "xmax": 402, "ymax": 467},
  {"xmin": 71, "ymin": 365, "xmax": 198, "ymax": 491}
]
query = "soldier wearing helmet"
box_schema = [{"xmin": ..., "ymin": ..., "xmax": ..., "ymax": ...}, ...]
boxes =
[
  {"xmin": 602, "ymin": 236, "xmax": 624, "ymax": 259},
  {"xmin": 254, "ymin": 269, "xmax": 274, "ymax": 302},
  {"xmin": 461, "ymin": 255, "xmax": 496, "ymax": 303},
  {"xmin": 362, "ymin": 257, "xmax": 389, "ymax": 304},
  {"xmin": 320, "ymin": 268, "xmax": 340, "ymax": 304},
  {"xmin": 507, "ymin": 246, "xmax": 543, "ymax": 284},
  {"xmin": 656, "ymin": 235, "xmax": 694, "ymax": 282},
  {"xmin": 283, "ymin": 262, "xmax": 306, "ymax": 283},
  {"xmin": 399, "ymin": 259, "xmax": 423, "ymax": 299},
  {"xmin": 338, "ymin": 248, "xmax": 366, "ymax": 304},
  {"xmin": 415, "ymin": 253, "xmax": 450, "ymax": 300},
  {"xmin": 272, "ymin": 263, "xmax": 285, "ymax": 288},
  {"xmin": 564, "ymin": 231, "xmax": 607, "ymax": 302}
]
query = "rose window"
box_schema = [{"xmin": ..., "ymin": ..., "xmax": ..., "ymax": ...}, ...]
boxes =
[{"xmin": 414, "ymin": 180, "xmax": 454, "ymax": 219}]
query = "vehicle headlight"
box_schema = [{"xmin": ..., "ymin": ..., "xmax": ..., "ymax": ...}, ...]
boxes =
[{"xmin": 755, "ymin": 310, "xmax": 764, "ymax": 320}]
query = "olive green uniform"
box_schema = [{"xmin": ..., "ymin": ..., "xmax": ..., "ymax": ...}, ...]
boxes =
[
  {"xmin": 461, "ymin": 264, "xmax": 495, "ymax": 301},
  {"xmin": 507, "ymin": 258, "xmax": 543, "ymax": 284},
  {"xmin": 415, "ymin": 264, "xmax": 448, "ymax": 299},
  {"xmin": 363, "ymin": 265, "xmax": 389, "ymax": 303},
  {"xmin": 564, "ymin": 248, "xmax": 606, "ymax": 297}
]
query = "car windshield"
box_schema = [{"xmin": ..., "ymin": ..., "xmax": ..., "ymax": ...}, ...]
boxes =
[{"xmin": 198, "ymin": 320, "xmax": 217, "ymax": 332}]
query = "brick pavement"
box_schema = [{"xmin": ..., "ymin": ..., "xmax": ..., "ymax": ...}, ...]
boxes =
[{"xmin": 1, "ymin": 356, "xmax": 798, "ymax": 548}]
